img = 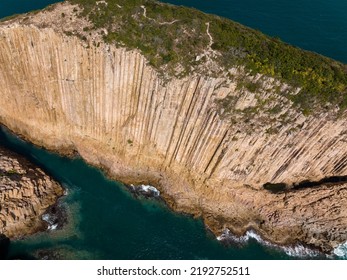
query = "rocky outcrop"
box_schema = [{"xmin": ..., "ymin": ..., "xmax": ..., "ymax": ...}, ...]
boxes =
[
  {"xmin": 0, "ymin": 2, "xmax": 347, "ymax": 253},
  {"xmin": 0, "ymin": 146, "xmax": 64, "ymax": 238}
]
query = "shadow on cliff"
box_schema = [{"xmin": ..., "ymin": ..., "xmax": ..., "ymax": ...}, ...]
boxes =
[{"xmin": 264, "ymin": 175, "xmax": 347, "ymax": 193}]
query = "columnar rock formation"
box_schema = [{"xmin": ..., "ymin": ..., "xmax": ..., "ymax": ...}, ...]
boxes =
[
  {"xmin": 0, "ymin": 2, "xmax": 347, "ymax": 253},
  {"xmin": 0, "ymin": 146, "xmax": 64, "ymax": 238}
]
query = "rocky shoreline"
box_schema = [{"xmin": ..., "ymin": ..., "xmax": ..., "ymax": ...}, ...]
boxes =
[
  {"xmin": 1, "ymin": 126, "xmax": 346, "ymax": 258},
  {"xmin": 125, "ymin": 184, "xmax": 161, "ymax": 200},
  {"xmin": 114, "ymin": 170, "xmax": 347, "ymax": 256},
  {"xmin": 0, "ymin": 145, "xmax": 64, "ymax": 239},
  {"xmin": 0, "ymin": 2, "xmax": 347, "ymax": 257}
]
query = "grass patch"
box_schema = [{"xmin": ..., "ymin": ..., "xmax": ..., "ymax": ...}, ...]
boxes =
[{"xmin": 6, "ymin": 169, "xmax": 19, "ymax": 175}]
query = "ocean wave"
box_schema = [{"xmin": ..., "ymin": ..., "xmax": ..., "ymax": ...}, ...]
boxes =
[
  {"xmin": 217, "ymin": 229, "xmax": 322, "ymax": 258},
  {"xmin": 139, "ymin": 185, "xmax": 160, "ymax": 196},
  {"xmin": 41, "ymin": 203, "xmax": 67, "ymax": 231},
  {"xmin": 48, "ymin": 224, "xmax": 58, "ymax": 231},
  {"xmin": 129, "ymin": 184, "xmax": 160, "ymax": 197},
  {"xmin": 333, "ymin": 241, "xmax": 347, "ymax": 259},
  {"xmin": 42, "ymin": 213, "xmax": 57, "ymax": 231},
  {"xmin": 41, "ymin": 214, "xmax": 51, "ymax": 223}
]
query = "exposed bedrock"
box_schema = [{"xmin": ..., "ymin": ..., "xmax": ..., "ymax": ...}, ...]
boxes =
[
  {"xmin": 0, "ymin": 146, "xmax": 64, "ymax": 238},
  {"xmin": 1, "ymin": 4, "xmax": 347, "ymax": 253}
]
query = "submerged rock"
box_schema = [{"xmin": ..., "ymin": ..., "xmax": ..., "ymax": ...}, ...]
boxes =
[
  {"xmin": 35, "ymin": 248, "xmax": 65, "ymax": 260},
  {"xmin": 42, "ymin": 203, "xmax": 68, "ymax": 231},
  {"xmin": 0, "ymin": 145, "xmax": 64, "ymax": 238}
]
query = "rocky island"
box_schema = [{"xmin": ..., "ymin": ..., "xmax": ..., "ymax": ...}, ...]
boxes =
[
  {"xmin": 0, "ymin": 0, "xmax": 347, "ymax": 255},
  {"xmin": 0, "ymin": 145, "xmax": 64, "ymax": 238}
]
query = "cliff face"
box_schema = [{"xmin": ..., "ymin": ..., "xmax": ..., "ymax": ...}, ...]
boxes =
[{"xmin": 1, "ymin": 3, "xmax": 347, "ymax": 253}]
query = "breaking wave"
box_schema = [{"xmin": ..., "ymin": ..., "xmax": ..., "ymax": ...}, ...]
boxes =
[
  {"xmin": 333, "ymin": 241, "xmax": 347, "ymax": 259},
  {"xmin": 139, "ymin": 185, "xmax": 160, "ymax": 196},
  {"xmin": 129, "ymin": 184, "xmax": 161, "ymax": 197},
  {"xmin": 217, "ymin": 229, "xmax": 322, "ymax": 258},
  {"xmin": 41, "ymin": 213, "xmax": 57, "ymax": 231}
]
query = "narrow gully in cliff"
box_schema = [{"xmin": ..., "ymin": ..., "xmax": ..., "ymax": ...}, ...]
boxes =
[{"xmin": 264, "ymin": 175, "xmax": 347, "ymax": 193}]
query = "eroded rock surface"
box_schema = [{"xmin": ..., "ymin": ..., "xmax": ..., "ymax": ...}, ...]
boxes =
[
  {"xmin": 0, "ymin": 146, "xmax": 64, "ymax": 238},
  {"xmin": 0, "ymin": 2, "xmax": 347, "ymax": 253}
]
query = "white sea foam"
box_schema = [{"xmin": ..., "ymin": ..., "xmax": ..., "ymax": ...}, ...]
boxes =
[
  {"xmin": 130, "ymin": 184, "xmax": 160, "ymax": 196},
  {"xmin": 333, "ymin": 241, "xmax": 347, "ymax": 259},
  {"xmin": 139, "ymin": 185, "xmax": 160, "ymax": 196},
  {"xmin": 42, "ymin": 213, "xmax": 59, "ymax": 231},
  {"xmin": 217, "ymin": 229, "xmax": 321, "ymax": 258},
  {"xmin": 48, "ymin": 224, "xmax": 58, "ymax": 231},
  {"xmin": 41, "ymin": 214, "xmax": 51, "ymax": 223},
  {"xmin": 282, "ymin": 244, "xmax": 320, "ymax": 258}
]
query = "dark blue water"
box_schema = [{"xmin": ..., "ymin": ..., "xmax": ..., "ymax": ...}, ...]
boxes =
[
  {"xmin": 163, "ymin": 0, "xmax": 347, "ymax": 63},
  {"xmin": 0, "ymin": 0, "xmax": 346, "ymax": 260},
  {"xmin": 0, "ymin": 0, "xmax": 61, "ymax": 19}
]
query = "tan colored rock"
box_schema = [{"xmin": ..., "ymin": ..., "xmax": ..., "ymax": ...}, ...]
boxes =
[
  {"xmin": 0, "ymin": 2, "xmax": 347, "ymax": 252},
  {"xmin": 0, "ymin": 146, "xmax": 64, "ymax": 238}
]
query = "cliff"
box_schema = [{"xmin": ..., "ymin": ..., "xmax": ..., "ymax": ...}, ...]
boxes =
[
  {"xmin": 0, "ymin": 145, "xmax": 64, "ymax": 238},
  {"xmin": 0, "ymin": 1, "xmax": 347, "ymax": 253}
]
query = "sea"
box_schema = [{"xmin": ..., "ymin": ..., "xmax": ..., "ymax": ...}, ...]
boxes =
[{"xmin": 0, "ymin": 0, "xmax": 346, "ymax": 260}]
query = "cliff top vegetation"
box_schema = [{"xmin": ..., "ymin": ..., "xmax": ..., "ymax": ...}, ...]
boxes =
[{"xmin": 8, "ymin": 0, "xmax": 346, "ymax": 114}]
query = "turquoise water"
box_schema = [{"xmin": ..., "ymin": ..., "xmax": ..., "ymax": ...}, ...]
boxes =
[
  {"xmin": 0, "ymin": 0, "xmax": 346, "ymax": 260},
  {"xmin": 0, "ymin": 127, "xmax": 293, "ymax": 260}
]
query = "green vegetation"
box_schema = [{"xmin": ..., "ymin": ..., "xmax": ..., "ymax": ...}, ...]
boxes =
[
  {"xmin": 211, "ymin": 19, "xmax": 347, "ymax": 111},
  {"xmin": 69, "ymin": 0, "xmax": 209, "ymax": 76},
  {"xmin": 65, "ymin": 1, "xmax": 346, "ymax": 113},
  {"xmin": 6, "ymin": 169, "xmax": 19, "ymax": 175},
  {"xmin": 236, "ymin": 80, "xmax": 262, "ymax": 93}
]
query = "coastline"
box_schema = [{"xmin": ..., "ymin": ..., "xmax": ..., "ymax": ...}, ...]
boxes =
[
  {"xmin": 0, "ymin": 140, "xmax": 64, "ymax": 239},
  {"xmin": 1, "ymin": 124, "xmax": 343, "ymax": 259},
  {"xmin": 0, "ymin": 2, "xmax": 346, "ymax": 258}
]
